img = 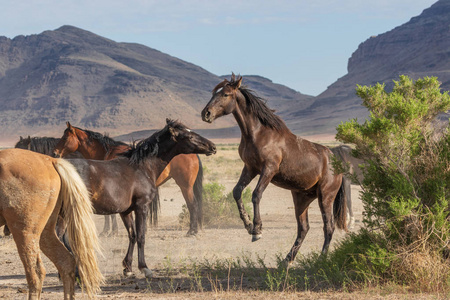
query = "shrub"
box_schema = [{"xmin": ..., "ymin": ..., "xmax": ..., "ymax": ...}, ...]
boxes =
[
  {"xmin": 179, "ymin": 181, "xmax": 252, "ymax": 228},
  {"xmin": 330, "ymin": 75, "xmax": 450, "ymax": 291}
]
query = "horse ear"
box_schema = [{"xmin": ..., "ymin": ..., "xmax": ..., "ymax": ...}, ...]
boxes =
[
  {"xmin": 231, "ymin": 76, "xmax": 242, "ymax": 89},
  {"xmin": 66, "ymin": 121, "xmax": 71, "ymax": 128},
  {"xmin": 231, "ymin": 72, "xmax": 236, "ymax": 82},
  {"xmin": 19, "ymin": 136, "xmax": 23, "ymax": 141}
]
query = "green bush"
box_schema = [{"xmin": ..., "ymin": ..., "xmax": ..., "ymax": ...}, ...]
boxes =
[
  {"xmin": 179, "ymin": 181, "xmax": 253, "ymax": 228},
  {"xmin": 328, "ymin": 75, "xmax": 450, "ymax": 291}
]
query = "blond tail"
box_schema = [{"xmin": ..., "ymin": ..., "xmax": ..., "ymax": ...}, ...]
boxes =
[{"xmin": 54, "ymin": 159, "xmax": 104, "ymax": 298}]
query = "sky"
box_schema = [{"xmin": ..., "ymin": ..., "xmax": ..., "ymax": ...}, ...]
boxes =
[{"xmin": 0, "ymin": 0, "xmax": 438, "ymax": 96}]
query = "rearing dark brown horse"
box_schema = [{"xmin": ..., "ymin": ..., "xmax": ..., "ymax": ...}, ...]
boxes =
[{"xmin": 201, "ymin": 74, "xmax": 347, "ymax": 263}]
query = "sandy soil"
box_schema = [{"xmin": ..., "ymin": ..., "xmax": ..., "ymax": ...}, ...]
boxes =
[
  {"xmin": 1, "ymin": 143, "xmax": 428, "ymax": 299},
  {"xmin": 0, "ymin": 176, "xmax": 365, "ymax": 299}
]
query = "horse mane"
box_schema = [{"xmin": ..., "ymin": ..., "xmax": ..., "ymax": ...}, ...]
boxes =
[
  {"xmin": 15, "ymin": 137, "xmax": 60, "ymax": 156},
  {"xmin": 121, "ymin": 120, "xmax": 185, "ymax": 165},
  {"xmin": 75, "ymin": 127, "xmax": 128, "ymax": 152},
  {"xmin": 239, "ymin": 86, "xmax": 289, "ymax": 132}
]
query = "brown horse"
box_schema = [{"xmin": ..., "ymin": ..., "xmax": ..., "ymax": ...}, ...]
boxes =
[
  {"xmin": 54, "ymin": 122, "xmax": 204, "ymax": 236},
  {"xmin": 0, "ymin": 149, "xmax": 103, "ymax": 299},
  {"xmin": 201, "ymin": 74, "xmax": 347, "ymax": 263},
  {"xmin": 56, "ymin": 119, "xmax": 215, "ymax": 278}
]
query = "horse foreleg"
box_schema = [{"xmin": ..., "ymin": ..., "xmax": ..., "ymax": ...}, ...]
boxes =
[
  {"xmin": 99, "ymin": 215, "xmax": 111, "ymax": 237},
  {"xmin": 135, "ymin": 196, "xmax": 152, "ymax": 279},
  {"xmin": 232, "ymin": 166, "xmax": 257, "ymax": 234},
  {"xmin": 120, "ymin": 212, "xmax": 136, "ymax": 276},
  {"xmin": 110, "ymin": 214, "xmax": 119, "ymax": 237},
  {"xmin": 285, "ymin": 192, "xmax": 316, "ymax": 264},
  {"xmin": 250, "ymin": 166, "xmax": 277, "ymax": 242}
]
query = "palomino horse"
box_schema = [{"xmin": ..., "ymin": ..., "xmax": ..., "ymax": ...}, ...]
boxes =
[
  {"xmin": 0, "ymin": 149, "xmax": 103, "ymax": 299},
  {"xmin": 54, "ymin": 122, "xmax": 205, "ymax": 236},
  {"xmin": 0, "ymin": 137, "xmax": 84, "ymax": 237},
  {"xmin": 330, "ymin": 144, "xmax": 365, "ymax": 229},
  {"xmin": 58, "ymin": 119, "xmax": 216, "ymax": 278},
  {"xmin": 201, "ymin": 74, "xmax": 347, "ymax": 263}
]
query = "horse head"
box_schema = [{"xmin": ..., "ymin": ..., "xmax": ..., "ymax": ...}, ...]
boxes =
[
  {"xmin": 54, "ymin": 122, "xmax": 80, "ymax": 158},
  {"xmin": 163, "ymin": 119, "xmax": 216, "ymax": 156},
  {"xmin": 201, "ymin": 73, "xmax": 243, "ymax": 123}
]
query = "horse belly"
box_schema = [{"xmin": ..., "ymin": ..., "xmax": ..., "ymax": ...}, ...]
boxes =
[{"xmin": 273, "ymin": 163, "xmax": 321, "ymax": 191}]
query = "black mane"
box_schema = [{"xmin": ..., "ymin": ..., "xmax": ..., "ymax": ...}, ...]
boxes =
[
  {"xmin": 120, "ymin": 120, "xmax": 186, "ymax": 165},
  {"xmin": 15, "ymin": 137, "xmax": 60, "ymax": 156},
  {"xmin": 121, "ymin": 127, "xmax": 168, "ymax": 165},
  {"xmin": 239, "ymin": 86, "xmax": 289, "ymax": 132}
]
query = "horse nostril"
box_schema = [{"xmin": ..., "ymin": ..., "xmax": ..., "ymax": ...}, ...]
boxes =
[{"xmin": 205, "ymin": 111, "xmax": 211, "ymax": 119}]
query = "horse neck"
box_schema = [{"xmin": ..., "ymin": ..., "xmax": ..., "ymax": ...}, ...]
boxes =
[
  {"xmin": 76, "ymin": 132, "xmax": 108, "ymax": 160},
  {"xmin": 232, "ymin": 94, "xmax": 264, "ymax": 142}
]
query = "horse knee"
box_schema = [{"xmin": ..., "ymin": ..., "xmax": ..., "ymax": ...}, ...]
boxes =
[{"xmin": 233, "ymin": 186, "xmax": 243, "ymax": 201}]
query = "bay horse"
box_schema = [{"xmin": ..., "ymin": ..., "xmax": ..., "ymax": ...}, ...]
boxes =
[
  {"xmin": 201, "ymin": 74, "xmax": 347, "ymax": 263},
  {"xmin": 53, "ymin": 122, "xmax": 205, "ymax": 236},
  {"xmin": 0, "ymin": 149, "xmax": 103, "ymax": 299},
  {"xmin": 59, "ymin": 119, "xmax": 216, "ymax": 278}
]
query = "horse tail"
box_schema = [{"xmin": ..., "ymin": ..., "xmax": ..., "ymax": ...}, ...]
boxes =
[
  {"xmin": 333, "ymin": 176, "xmax": 348, "ymax": 231},
  {"xmin": 193, "ymin": 155, "xmax": 204, "ymax": 229},
  {"xmin": 148, "ymin": 187, "xmax": 160, "ymax": 227},
  {"xmin": 53, "ymin": 159, "xmax": 103, "ymax": 298}
]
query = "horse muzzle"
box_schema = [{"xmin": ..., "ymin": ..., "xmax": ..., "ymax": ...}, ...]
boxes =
[{"xmin": 201, "ymin": 109, "xmax": 213, "ymax": 123}]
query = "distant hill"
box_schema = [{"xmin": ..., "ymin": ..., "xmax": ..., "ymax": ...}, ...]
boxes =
[
  {"xmin": 0, "ymin": 25, "xmax": 312, "ymax": 142},
  {"xmin": 287, "ymin": 0, "xmax": 450, "ymax": 135}
]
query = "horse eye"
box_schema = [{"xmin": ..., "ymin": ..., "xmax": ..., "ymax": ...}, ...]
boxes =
[{"xmin": 223, "ymin": 94, "xmax": 229, "ymax": 97}]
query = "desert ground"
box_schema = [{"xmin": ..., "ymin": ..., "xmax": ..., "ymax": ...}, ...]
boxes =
[{"xmin": 0, "ymin": 142, "xmax": 441, "ymax": 299}]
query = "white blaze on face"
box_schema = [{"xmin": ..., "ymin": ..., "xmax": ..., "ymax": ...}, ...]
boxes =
[{"xmin": 215, "ymin": 87, "xmax": 223, "ymax": 94}]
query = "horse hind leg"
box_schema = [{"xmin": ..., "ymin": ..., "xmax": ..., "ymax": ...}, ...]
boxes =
[
  {"xmin": 344, "ymin": 177, "xmax": 355, "ymax": 229},
  {"xmin": 180, "ymin": 185, "xmax": 198, "ymax": 236},
  {"xmin": 285, "ymin": 192, "xmax": 316, "ymax": 264},
  {"xmin": 11, "ymin": 228, "xmax": 46, "ymax": 300},
  {"xmin": 40, "ymin": 222, "xmax": 76, "ymax": 300},
  {"xmin": 318, "ymin": 188, "xmax": 338, "ymax": 254}
]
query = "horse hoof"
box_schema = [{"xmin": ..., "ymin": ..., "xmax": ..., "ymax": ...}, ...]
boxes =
[
  {"xmin": 186, "ymin": 230, "xmax": 197, "ymax": 237},
  {"xmin": 252, "ymin": 234, "xmax": 262, "ymax": 242},
  {"xmin": 142, "ymin": 268, "xmax": 153, "ymax": 279},
  {"xmin": 123, "ymin": 270, "xmax": 133, "ymax": 277},
  {"xmin": 99, "ymin": 232, "xmax": 108, "ymax": 237}
]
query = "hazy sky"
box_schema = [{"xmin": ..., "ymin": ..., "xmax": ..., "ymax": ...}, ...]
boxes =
[{"xmin": 0, "ymin": 0, "xmax": 438, "ymax": 96}]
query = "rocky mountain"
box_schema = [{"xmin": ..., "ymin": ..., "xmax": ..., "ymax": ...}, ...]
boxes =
[
  {"xmin": 0, "ymin": 25, "xmax": 312, "ymax": 142},
  {"xmin": 288, "ymin": 0, "xmax": 450, "ymax": 135}
]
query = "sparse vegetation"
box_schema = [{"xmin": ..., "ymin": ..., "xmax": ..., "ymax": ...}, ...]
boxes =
[{"xmin": 179, "ymin": 182, "xmax": 253, "ymax": 228}]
